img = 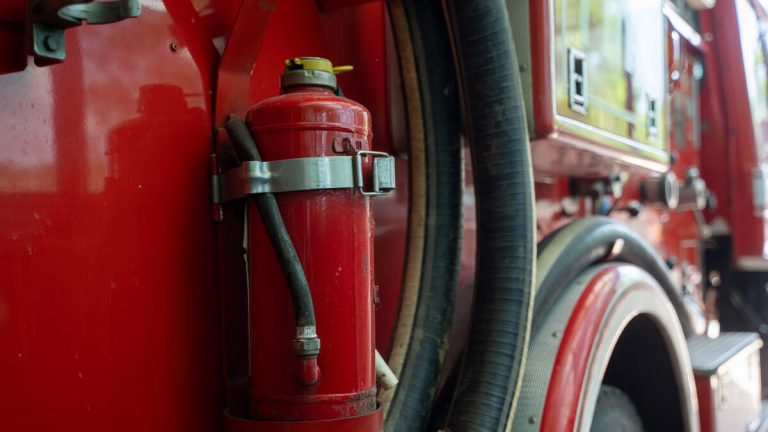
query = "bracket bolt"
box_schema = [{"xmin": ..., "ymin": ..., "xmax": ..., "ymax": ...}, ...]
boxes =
[{"xmin": 43, "ymin": 35, "xmax": 59, "ymax": 51}]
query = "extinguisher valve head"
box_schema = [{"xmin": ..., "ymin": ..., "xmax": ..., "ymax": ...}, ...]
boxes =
[{"xmin": 281, "ymin": 57, "xmax": 353, "ymax": 92}]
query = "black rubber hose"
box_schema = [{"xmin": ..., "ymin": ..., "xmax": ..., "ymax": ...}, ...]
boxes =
[
  {"xmin": 444, "ymin": 0, "xmax": 537, "ymax": 430},
  {"xmin": 226, "ymin": 116, "xmax": 263, "ymax": 162},
  {"xmin": 225, "ymin": 117, "xmax": 317, "ymax": 329},
  {"xmin": 534, "ymin": 217, "xmax": 693, "ymax": 336},
  {"xmin": 383, "ymin": 0, "xmax": 463, "ymax": 430}
]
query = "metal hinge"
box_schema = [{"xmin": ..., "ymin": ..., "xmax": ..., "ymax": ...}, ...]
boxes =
[
  {"xmin": 27, "ymin": 0, "xmax": 141, "ymax": 65},
  {"xmin": 211, "ymin": 152, "xmax": 396, "ymax": 206}
]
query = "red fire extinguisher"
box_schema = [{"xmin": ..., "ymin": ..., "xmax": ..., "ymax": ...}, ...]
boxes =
[{"xmin": 221, "ymin": 57, "xmax": 394, "ymax": 430}]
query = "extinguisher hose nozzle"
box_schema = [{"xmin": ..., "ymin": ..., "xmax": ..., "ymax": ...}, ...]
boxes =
[{"xmin": 225, "ymin": 116, "xmax": 321, "ymax": 360}]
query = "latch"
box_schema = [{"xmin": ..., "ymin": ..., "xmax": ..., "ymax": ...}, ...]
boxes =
[
  {"xmin": 27, "ymin": 0, "xmax": 141, "ymax": 65},
  {"xmin": 354, "ymin": 151, "xmax": 397, "ymax": 196}
]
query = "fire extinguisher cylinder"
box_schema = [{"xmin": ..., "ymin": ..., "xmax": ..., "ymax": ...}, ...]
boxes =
[{"xmin": 244, "ymin": 57, "xmax": 379, "ymax": 422}]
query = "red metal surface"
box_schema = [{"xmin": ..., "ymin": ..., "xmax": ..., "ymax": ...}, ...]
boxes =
[
  {"xmin": 215, "ymin": 0, "xmax": 276, "ymax": 125},
  {"xmin": 540, "ymin": 265, "xmax": 620, "ymax": 431},
  {"xmin": 0, "ymin": 0, "xmax": 742, "ymax": 429},
  {"xmin": 703, "ymin": 0, "xmax": 767, "ymax": 264},
  {"xmin": 212, "ymin": 1, "xmax": 278, "ymax": 417},
  {"xmin": 0, "ymin": 1, "xmax": 24, "ymax": 23},
  {"xmin": 317, "ymin": 0, "xmax": 381, "ymax": 11},
  {"xmin": 0, "ymin": 21, "xmax": 25, "ymax": 74},
  {"xmin": 0, "ymin": 2, "xmax": 222, "ymax": 431},
  {"xmin": 225, "ymin": 406, "xmax": 382, "ymax": 431},
  {"xmin": 245, "ymin": 85, "xmax": 376, "ymax": 420},
  {"xmin": 696, "ymin": 375, "xmax": 715, "ymax": 432},
  {"xmin": 634, "ymin": 22, "xmax": 705, "ymax": 291},
  {"xmin": 529, "ymin": 0, "xmax": 553, "ymax": 140},
  {"xmin": 698, "ymin": 13, "xmax": 729, "ymax": 231}
]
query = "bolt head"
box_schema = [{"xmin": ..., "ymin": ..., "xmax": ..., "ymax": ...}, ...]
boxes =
[{"xmin": 42, "ymin": 35, "xmax": 59, "ymax": 51}]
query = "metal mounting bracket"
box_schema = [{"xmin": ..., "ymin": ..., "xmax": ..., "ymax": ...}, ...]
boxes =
[
  {"xmin": 27, "ymin": 0, "xmax": 141, "ymax": 65},
  {"xmin": 214, "ymin": 153, "xmax": 396, "ymax": 203}
]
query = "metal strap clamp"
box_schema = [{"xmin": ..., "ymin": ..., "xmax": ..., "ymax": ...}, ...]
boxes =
[
  {"xmin": 216, "ymin": 150, "xmax": 396, "ymax": 203},
  {"xmin": 28, "ymin": 0, "xmax": 141, "ymax": 64}
]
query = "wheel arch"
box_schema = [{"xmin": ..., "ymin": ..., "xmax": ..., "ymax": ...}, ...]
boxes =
[
  {"xmin": 515, "ymin": 263, "xmax": 700, "ymax": 431},
  {"xmin": 577, "ymin": 264, "xmax": 699, "ymax": 432}
]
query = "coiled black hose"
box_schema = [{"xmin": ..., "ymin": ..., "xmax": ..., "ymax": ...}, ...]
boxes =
[
  {"xmin": 382, "ymin": 1, "xmax": 463, "ymax": 430},
  {"xmin": 224, "ymin": 117, "xmax": 317, "ymax": 330},
  {"xmin": 444, "ymin": 0, "xmax": 537, "ymax": 430}
]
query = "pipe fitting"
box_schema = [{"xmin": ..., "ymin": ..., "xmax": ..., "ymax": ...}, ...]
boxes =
[
  {"xmin": 294, "ymin": 326, "xmax": 321, "ymax": 387},
  {"xmin": 293, "ymin": 326, "xmax": 321, "ymax": 357}
]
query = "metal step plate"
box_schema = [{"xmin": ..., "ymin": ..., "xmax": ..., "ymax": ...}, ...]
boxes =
[{"xmin": 689, "ymin": 332, "xmax": 763, "ymax": 432}]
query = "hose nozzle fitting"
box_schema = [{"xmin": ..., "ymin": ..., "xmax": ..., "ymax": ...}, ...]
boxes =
[
  {"xmin": 293, "ymin": 325, "xmax": 321, "ymax": 357},
  {"xmin": 293, "ymin": 326, "xmax": 321, "ymax": 386}
]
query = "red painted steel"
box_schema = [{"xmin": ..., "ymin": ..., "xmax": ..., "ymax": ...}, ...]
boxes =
[
  {"xmin": 317, "ymin": 0, "xmax": 381, "ymax": 11},
  {"xmin": 540, "ymin": 265, "xmax": 620, "ymax": 431},
  {"xmin": 245, "ymin": 84, "xmax": 376, "ymax": 421},
  {"xmin": 225, "ymin": 407, "xmax": 383, "ymax": 431},
  {"xmin": 701, "ymin": 0, "xmax": 768, "ymax": 266},
  {"xmin": 0, "ymin": 2, "xmax": 222, "ymax": 431},
  {"xmin": 0, "ymin": 20, "xmax": 25, "ymax": 74},
  {"xmin": 698, "ymin": 12, "xmax": 730, "ymax": 231},
  {"xmin": 529, "ymin": 0, "xmax": 553, "ymax": 140},
  {"xmin": 625, "ymin": 23, "xmax": 706, "ymax": 293},
  {"xmin": 215, "ymin": 0, "xmax": 276, "ymax": 125},
  {"xmin": 213, "ymin": 2, "xmax": 278, "ymax": 414},
  {"xmin": 696, "ymin": 375, "xmax": 715, "ymax": 432},
  {"xmin": 2, "ymin": 0, "xmax": 756, "ymax": 429}
]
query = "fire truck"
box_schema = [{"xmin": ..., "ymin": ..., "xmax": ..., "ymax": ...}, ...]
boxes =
[{"xmin": 3, "ymin": 0, "xmax": 768, "ymax": 430}]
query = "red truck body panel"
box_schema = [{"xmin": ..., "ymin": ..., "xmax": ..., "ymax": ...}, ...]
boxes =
[{"xmin": 0, "ymin": 3, "xmax": 222, "ymax": 431}]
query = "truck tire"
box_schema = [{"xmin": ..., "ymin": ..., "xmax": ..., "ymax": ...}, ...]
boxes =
[{"xmin": 591, "ymin": 385, "xmax": 645, "ymax": 432}]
